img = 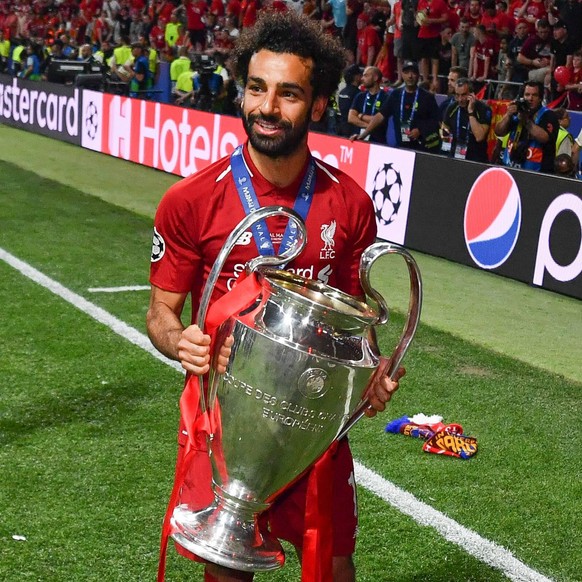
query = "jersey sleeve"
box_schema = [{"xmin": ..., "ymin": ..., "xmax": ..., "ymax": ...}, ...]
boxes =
[{"xmin": 149, "ymin": 182, "xmax": 202, "ymax": 293}]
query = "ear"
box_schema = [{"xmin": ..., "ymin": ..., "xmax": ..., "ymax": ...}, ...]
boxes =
[{"xmin": 310, "ymin": 95, "xmax": 328, "ymax": 123}]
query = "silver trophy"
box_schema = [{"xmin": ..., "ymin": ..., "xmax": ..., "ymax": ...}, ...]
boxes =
[{"xmin": 170, "ymin": 206, "xmax": 422, "ymax": 571}]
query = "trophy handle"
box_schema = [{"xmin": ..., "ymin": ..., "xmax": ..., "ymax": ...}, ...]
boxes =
[
  {"xmin": 196, "ymin": 205, "xmax": 307, "ymax": 411},
  {"xmin": 336, "ymin": 242, "xmax": 422, "ymax": 440}
]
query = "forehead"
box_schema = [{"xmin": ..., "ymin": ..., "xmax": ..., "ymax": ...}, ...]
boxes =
[
  {"xmin": 248, "ymin": 49, "xmax": 314, "ymax": 84},
  {"xmin": 524, "ymin": 86, "xmax": 540, "ymax": 96},
  {"xmin": 455, "ymin": 85, "xmax": 469, "ymax": 93}
]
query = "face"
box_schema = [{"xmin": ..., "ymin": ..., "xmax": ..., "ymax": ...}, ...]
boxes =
[
  {"xmin": 523, "ymin": 84, "xmax": 542, "ymax": 109},
  {"xmin": 402, "ymin": 68, "xmax": 419, "ymax": 88},
  {"xmin": 455, "ymin": 83, "xmax": 470, "ymax": 107},
  {"xmin": 242, "ymin": 50, "xmax": 326, "ymax": 159},
  {"xmin": 553, "ymin": 26, "xmax": 566, "ymax": 41},
  {"xmin": 447, "ymin": 71, "xmax": 459, "ymax": 93},
  {"xmin": 470, "ymin": 0, "xmax": 480, "ymax": 13},
  {"xmin": 459, "ymin": 21, "xmax": 470, "ymax": 34},
  {"xmin": 560, "ymin": 112, "xmax": 570, "ymax": 128},
  {"xmin": 537, "ymin": 26, "xmax": 550, "ymax": 40},
  {"xmin": 574, "ymin": 55, "xmax": 582, "ymax": 68},
  {"xmin": 515, "ymin": 23, "xmax": 528, "ymax": 38},
  {"xmin": 361, "ymin": 66, "xmax": 378, "ymax": 89}
]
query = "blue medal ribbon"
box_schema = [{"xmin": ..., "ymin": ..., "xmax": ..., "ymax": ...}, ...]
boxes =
[{"xmin": 230, "ymin": 145, "xmax": 317, "ymax": 256}]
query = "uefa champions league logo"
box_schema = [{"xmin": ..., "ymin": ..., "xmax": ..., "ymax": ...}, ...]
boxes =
[
  {"xmin": 84, "ymin": 101, "xmax": 99, "ymax": 141},
  {"xmin": 371, "ymin": 162, "xmax": 403, "ymax": 226}
]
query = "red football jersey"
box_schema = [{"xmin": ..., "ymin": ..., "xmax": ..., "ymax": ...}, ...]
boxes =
[{"xmin": 150, "ymin": 143, "xmax": 377, "ymax": 318}]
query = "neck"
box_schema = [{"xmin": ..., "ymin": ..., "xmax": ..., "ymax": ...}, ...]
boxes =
[
  {"xmin": 405, "ymin": 84, "xmax": 417, "ymax": 93},
  {"xmin": 367, "ymin": 85, "xmax": 380, "ymax": 94},
  {"xmin": 247, "ymin": 141, "xmax": 310, "ymax": 188}
]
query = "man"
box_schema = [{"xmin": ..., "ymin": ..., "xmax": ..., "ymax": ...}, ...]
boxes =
[
  {"xmin": 439, "ymin": 65, "xmax": 468, "ymax": 120},
  {"xmin": 517, "ymin": 18, "xmax": 552, "ymax": 83},
  {"xmin": 436, "ymin": 25, "xmax": 453, "ymax": 94},
  {"xmin": 170, "ymin": 45, "xmax": 192, "ymax": 94},
  {"xmin": 147, "ymin": 11, "xmax": 402, "ymax": 582},
  {"xmin": 551, "ymin": 19, "xmax": 575, "ymax": 71},
  {"xmin": 507, "ymin": 18, "xmax": 530, "ymax": 86},
  {"xmin": 554, "ymin": 107, "xmax": 574, "ymax": 157},
  {"xmin": 337, "ymin": 63, "xmax": 363, "ymax": 136},
  {"xmin": 353, "ymin": 60, "xmax": 440, "ymax": 152},
  {"xmin": 494, "ymin": 80, "xmax": 559, "ymax": 173},
  {"xmin": 480, "ymin": 0, "xmax": 512, "ymax": 39},
  {"xmin": 128, "ymin": 42, "xmax": 152, "ymax": 98},
  {"xmin": 469, "ymin": 24, "xmax": 497, "ymax": 88},
  {"xmin": 451, "ymin": 17, "xmax": 475, "ymax": 71},
  {"xmin": 348, "ymin": 65, "xmax": 388, "ymax": 143},
  {"xmin": 415, "ymin": 0, "xmax": 449, "ymax": 91},
  {"xmin": 356, "ymin": 12, "xmax": 382, "ymax": 67},
  {"xmin": 441, "ymin": 77, "xmax": 492, "ymax": 162}
]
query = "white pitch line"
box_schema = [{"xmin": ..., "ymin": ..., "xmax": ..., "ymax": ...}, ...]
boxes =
[
  {"xmin": 0, "ymin": 247, "xmax": 553, "ymax": 582},
  {"xmin": 355, "ymin": 462, "xmax": 552, "ymax": 582},
  {"xmin": 88, "ymin": 285, "xmax": 151, "ymax": 293}
]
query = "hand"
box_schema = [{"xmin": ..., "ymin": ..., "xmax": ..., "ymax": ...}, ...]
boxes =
[
  {"xmin": 349, "ymin": 132, "xmax": 362, "ymax": 141},
  {"xmin": 467, "ymin": 93, "xmax": 476, "ymax": 113},
  {"xmin": 364, "ymin": 363, "xmax": 406, "ymax": 418},
  {"xmin": 177, "ymin": 325, "xmax": 234, "ymax": 375},
  {"xmin": 408, "ymin": 128, "xmax": 421, "ymax": 141},
  {"xmin": 506, "ymin": 102, "xmax": 518, "ymax": 116}
]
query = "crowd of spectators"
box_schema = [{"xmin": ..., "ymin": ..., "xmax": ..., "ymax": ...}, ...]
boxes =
[{"xmin": 1, "ymin": 0, "xmax": 582, "ymax": 176}]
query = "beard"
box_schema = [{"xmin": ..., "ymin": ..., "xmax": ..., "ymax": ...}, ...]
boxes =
[{"xmin": 242, "ymin": 109, "xmax": 311, "ymax": 159}]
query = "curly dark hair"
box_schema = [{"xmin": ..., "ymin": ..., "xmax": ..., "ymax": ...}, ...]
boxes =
[{"xmin": 230, "ymin": 11, "xmax": 347, "ymax": 100}]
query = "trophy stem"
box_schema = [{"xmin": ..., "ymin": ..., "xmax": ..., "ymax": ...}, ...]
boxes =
[{"xmin": 170, "ymin": 495, "xmax": 285, "ymax": 572}]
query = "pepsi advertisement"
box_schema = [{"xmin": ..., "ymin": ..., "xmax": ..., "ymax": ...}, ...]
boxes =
[{"xmin": 404, "ymin": 155, "xmax": 582, "ymax": 300}]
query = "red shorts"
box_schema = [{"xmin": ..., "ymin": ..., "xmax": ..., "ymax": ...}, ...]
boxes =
[
  {"xmin": 174, "ymin": 422, "xmax": 358, "ymax": 559},
  {"xmin": 267, "ymin": 436, "xmax": 358, "ymax": 556}
]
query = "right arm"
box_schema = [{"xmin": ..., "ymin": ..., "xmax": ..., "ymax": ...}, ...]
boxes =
[
  {"xmin": 147, "ymin": 285, "xmax": 211, "ymax": 374},
  {"xmin": 351, "ymin": 110, "xmax": 386, "ymax": 141},
  {"xmin": 348, "ymin": 107, "xmax": 371, "ymax": 128},
  {"xmin": 147, "ymin": 285, "xmax": 232, "ymax": 375},
  {"xmin": 494, "ymin": 102, "xmax": 518, "ymax": 136}
]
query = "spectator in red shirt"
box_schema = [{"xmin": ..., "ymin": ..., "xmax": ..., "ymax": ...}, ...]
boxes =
[
  {"xmin": 416, "ymin": 0, "xmax": 450, "ymax": 91},
  {"xmin": 464, "ymin": 0, "xmax": 482, "ymax": 28},
  {"xmin": 183, "ymin": 0, "xmax": 207, "ymax": 51},
  {"xmin": 356, "ymin": 12, "xmax": 382, "ymax": 66},
  {"xmin": 480, "ymin": 0, "xmax": 512, "ymax": 38},
  {"xmin": 517, "ymin": 18, "xmax": 552, "ymax": 83},
  {"xmin": 470, "ymin": 23, "xmax": 497, "ymax": 87},
  {"xmin": 515, "ymin": 0, "xmax": 547, "ymax": 34}
]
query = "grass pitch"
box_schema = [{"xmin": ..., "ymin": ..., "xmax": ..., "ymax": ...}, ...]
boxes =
[{"xmin": 0, "ymin": 126, "xmax": 580, "ymax": 581}]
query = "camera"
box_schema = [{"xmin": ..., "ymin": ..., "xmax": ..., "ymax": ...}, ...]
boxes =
[
  {"xmin": 190, "ymin": 54, "xmax": 223, "ymax": 112},
  {"xmin": 513, "ymin": 97, "xmax": 530, "ymax": 114}
]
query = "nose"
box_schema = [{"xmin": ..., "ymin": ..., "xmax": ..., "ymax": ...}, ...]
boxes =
[{"xmin": 259, "ymin": 91, "xmax": 279, "ymax": 116}]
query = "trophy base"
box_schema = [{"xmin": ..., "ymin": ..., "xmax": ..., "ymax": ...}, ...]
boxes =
[{"xmin": 171, "ymin": 503, "xmax": 285, "ymax": 572}]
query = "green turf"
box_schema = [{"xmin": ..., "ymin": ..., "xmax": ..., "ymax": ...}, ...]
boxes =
[
  {"xmin": 1, "ymin": 124, "xmax": 579, "ymax": 383},
  {"xmin": 1, "ymin": 127, "xmax": 581, "ymax": 581}
]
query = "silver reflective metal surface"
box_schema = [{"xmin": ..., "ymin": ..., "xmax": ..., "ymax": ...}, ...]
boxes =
[{"xmin": 170, "ymin": 208, "xmax": 422, "ymax": 571}]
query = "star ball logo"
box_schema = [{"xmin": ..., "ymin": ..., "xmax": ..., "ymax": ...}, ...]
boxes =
[
  {"xmin": 84, "ymin": 100, "xmax": 99, "ymax": 141},
  {"xmin": 464, "ymin": 167, "xmax": 522, "ymax": 270},
  {"xmin": 371, "ymin": 162, "xmax": 403, "ymax": 226}
]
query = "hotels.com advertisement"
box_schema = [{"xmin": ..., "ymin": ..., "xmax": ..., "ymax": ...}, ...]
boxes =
[{"xmin": 80, "ymin": 90, "xmax": 371, "ymax": 185}]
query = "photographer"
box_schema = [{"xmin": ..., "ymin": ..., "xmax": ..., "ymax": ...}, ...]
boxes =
[{"xmin": 494, "ymin": 80, "xmax": 558, "ymax": 173}]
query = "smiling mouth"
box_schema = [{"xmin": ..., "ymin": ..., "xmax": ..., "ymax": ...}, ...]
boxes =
[{"xmin": 252, "ymin": 116, "xmax": 287, "ymax": 135}]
